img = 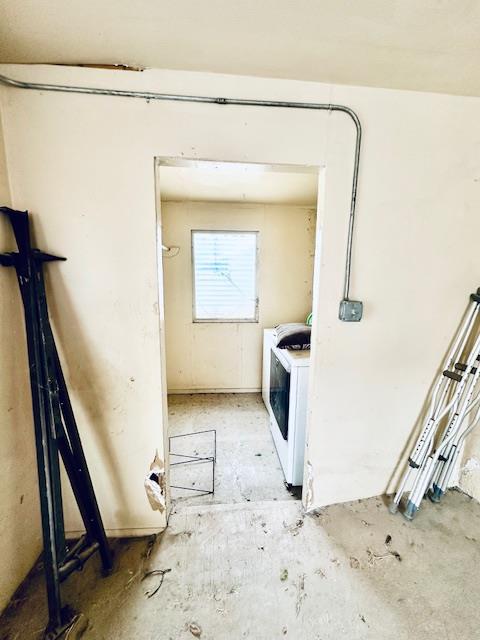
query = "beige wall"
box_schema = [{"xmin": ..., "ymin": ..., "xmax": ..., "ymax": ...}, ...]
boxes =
[
  {"xmin": 161, "ymin": 201, "xmax": 316, "ymax": 392},
  {"xmin": 0, "ymin": 63, "xmax": 479, "ymax": 571},
  {"xmin": 307, "ymin": 85, "xmax": 480, "ymax": 507},
  {"xmin": 0, "ymin": 66, "xmax": 169, "ymax": 542},
  {"xmin": 0, "ymin": 109, "xmax": 43, "ymax": 611}
]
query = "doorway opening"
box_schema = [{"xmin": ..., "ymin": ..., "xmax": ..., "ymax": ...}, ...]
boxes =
[{"xmin": 155, "ymin": 158, "xmax": 321, "ymax": 510}]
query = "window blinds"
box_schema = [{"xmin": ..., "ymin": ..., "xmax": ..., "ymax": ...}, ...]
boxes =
[{"xmin": 192, "ymin": 231, "xmax": 258, "ymax": 321}]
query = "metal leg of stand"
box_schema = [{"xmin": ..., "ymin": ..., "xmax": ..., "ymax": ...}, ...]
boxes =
[{"xmin": 52, "ymin": 340, "xmax": 113, "ymax": 574}]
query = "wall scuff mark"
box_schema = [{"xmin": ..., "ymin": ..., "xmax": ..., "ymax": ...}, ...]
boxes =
[{"xmin": 304, "ymin": 460, "xmax": 314, "ymax": 511}]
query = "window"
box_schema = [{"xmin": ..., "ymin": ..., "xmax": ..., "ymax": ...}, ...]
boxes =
[{"xmin": 192, "ymin": 230, "xmax": 258, "ymax": 322}]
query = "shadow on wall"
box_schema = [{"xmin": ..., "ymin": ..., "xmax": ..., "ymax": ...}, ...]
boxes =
[
  {"xmin": 0, "ymin": 215, "xmax": 42, "ymax": 609},
  {"xmin": 385, "ymin": 393, "xmax": 433, "ymax": 495},
  {"xmin": 43, "ymin": 258, "xmax": 130, "ymax": 528}
]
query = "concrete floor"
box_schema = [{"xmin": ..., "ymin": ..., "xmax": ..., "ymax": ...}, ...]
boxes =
[
  {"xmin": 1, "ymin": 394, "xmax": 480, "ymax": 639},
  {"xmin": 168, "ymin": 393, "xmax": 298, "ymax": 505}
]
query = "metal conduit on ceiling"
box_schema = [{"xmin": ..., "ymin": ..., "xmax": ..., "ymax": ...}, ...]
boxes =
[{"xmin": 0, "ymin": 72, "xmax": 363, "ymax": 321}]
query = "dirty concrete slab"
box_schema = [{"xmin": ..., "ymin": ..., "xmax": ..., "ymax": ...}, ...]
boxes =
[
  {"xmin": 2, "ymin": 395, "xmax": 480, "ymax": 638},
  {"xmin": 168, "ymin": 393, "xmax": 298, "ymax": 505},
  {"xmin": 1, "ymin": 491, "xmax": 480, "ymax": 639}
]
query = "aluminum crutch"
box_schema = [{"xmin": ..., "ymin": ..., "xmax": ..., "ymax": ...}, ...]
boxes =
[
  {"xmin": 404, "ymin": 339, "xmax": 480, "ymax": 519},
  {"xmin": 389, "ymin": 290, "xmax": 480, "ymax": 515},
  {"xmin": 389, "ymin": 332, "xmax": 477, "ymax": 512}
]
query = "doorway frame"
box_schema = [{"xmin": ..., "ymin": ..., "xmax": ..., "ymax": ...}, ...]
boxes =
[{"xmin": 154, "ymin": 156, "xmax": 327, "ymax": 515}]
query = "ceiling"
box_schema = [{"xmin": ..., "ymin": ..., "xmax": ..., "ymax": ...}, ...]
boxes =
[
  {"xmin": 157, "ymin": 160, "xmax": 318, "ymax": 206},
  {"xmin": 1, "ymin": 1, "xmax": 480, "ymax": 97}
]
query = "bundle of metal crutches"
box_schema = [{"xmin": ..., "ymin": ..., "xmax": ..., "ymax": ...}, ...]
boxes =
[{"xmin": 390, "ymin": 288, "xmax": 480, "ymax": 520}]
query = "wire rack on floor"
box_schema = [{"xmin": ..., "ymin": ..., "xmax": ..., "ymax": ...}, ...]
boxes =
[{"xmin": 169, "ymin": 429, "xmax": 216, "ymax": 497}]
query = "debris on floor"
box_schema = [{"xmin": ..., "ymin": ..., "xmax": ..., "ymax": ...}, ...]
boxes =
[
  {"xmin": 63, "ymin": 613, "xmax": 89, "ymax": 640},
  {"xmin": 384, "ymin": 535, "xmax": 402, "ymax": 561},
  {"xmin": 283, "ymin": 518, "xmax": 304, "ymax": 536},
  {"xmin": 284, "ymin": 482, "xmax": 303, "ymax": 500},
  {"xmin": 366, "ymin": 545, "xmax": 402, "ymax": 565},
  {"xmin": 188, "ymin": 621, "xmax": 203, "ymax": 637},
  {"xmin": 142, "ymin": 568, "xmax": 172, "ymax": 598},
  {"xmin": 295, "ymin": 574, "xmax": 306, "ymax": 616},
  {"xmin": 125, "ymin": 535, "xmax": 160, "ymax": 590}
]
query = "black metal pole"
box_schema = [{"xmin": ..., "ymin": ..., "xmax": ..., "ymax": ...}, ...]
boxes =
[
  {"xmin": 32, "ymin": 257, "xmax": 68, "ymax": 563},
  {"xmin": 1, "ymin": 209, "xmax": 64, "ymax": 631},
  {"xmin": 49, "ymin": 328, "xmax": 113, "ymax": 573}
]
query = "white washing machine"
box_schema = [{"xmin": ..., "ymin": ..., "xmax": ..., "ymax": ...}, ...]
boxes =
[{"xmin": 262, "ymin": 329, "xmax": 310, "ymax": 486}]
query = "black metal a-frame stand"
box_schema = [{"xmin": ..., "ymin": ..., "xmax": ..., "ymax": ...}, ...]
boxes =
[{"xmin": 0, "ymin": 207, "xmax": 113, "ymax": 639}]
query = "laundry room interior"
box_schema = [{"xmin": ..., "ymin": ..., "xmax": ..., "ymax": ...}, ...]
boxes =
[{"xmin": 158, "ymin": 159, "xmax": 318, "ymax": 504}]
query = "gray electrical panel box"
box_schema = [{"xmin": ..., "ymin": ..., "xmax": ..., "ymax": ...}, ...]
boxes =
[{"xmin": 339, "ymin": 299, "xmax": 363, "ymax": 322}]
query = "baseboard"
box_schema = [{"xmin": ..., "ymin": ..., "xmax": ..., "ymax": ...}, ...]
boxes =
[{"xmin": 168, "ymin": 388, "xmax": 261, "ymax": 394}]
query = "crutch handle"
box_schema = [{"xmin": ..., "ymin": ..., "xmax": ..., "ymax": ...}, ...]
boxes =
[{"xmin": 470, "ymin": 288, "xmax": 480, "ymax": 303}]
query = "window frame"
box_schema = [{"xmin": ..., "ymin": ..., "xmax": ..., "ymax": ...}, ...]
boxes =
[{"xmin": 191, "ymin": 229, "xmax": 259, "ymax": 323}]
